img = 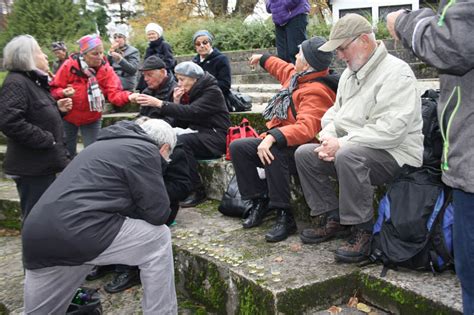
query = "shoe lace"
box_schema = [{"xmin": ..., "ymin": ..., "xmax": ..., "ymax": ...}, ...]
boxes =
[{"xmin": 347, "ymin": 229, "xmax": 369, "ymax": 246}]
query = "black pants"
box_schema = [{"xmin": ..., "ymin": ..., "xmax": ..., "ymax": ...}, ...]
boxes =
[
  {"xmin": 178, "ymin": 133, "xmax": 222, "ymax": 189},
  {"xmin": 14, "ymin": 174, "xmax": 56, "ymax": 219},
  {"xmin": 275, "ymin": 13, "xmax": 308, "ymax": 64},
  {"xmin": 229, "ymin": 137, "xmax": 297, "ymax": 210}
]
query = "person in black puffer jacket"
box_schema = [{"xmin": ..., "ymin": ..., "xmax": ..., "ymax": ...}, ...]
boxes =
[
  {"xmin": 137, "ymin": 61, "xmax": 231, "ymax": 207},
  {"xmin": 0, "ymin": 35, "xmax": 71, "ymax": 218},
  {"xmin": 192, "ymin": 30, "xmax": 231, "ymax": 102},
  {"xmin": 136, "ymin": 23, "xmax": 177, "ymax": 92}
]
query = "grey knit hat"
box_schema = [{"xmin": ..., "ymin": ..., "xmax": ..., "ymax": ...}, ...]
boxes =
[
  {"xmin": 192, "ymin": 30, "xmax": 213, "ymax": 44},
  {"xmin": 175, "ymin": 61, "xmax": 204, "ymax": 78},
  {"xmin": 301, "ymin": 36, "xmax": 333, "ymax": 71}
]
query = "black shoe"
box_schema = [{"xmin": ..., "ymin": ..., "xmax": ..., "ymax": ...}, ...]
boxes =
[
  {"xmin": 265, "ymin": 209, "xmax": 297, "ymax": 243},
  {"xmin": 242, "ymin": 198, "xmax": 269, "ymax": 229},
  {"xmin": 180, "ymin": 190, "xmax": 207, "ymax": 208},
  {"xmin": 86, "ymin": 265, "xmax": 116, "ymax": 281},
  {"xmin": 104, "ymin": 270, "xmax": 141, "ymax": 294},
  {"xmin": 334, "ymin": 228, "xmax": 372, "ymax": 263}
]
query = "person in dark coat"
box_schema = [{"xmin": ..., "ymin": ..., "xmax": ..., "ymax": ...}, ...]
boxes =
[
  {"xmin": 102, "ymin": 117, "xmax": 192, "ymax": 294},
  {"xmin": 136, "ymin": 23, "xmax": 177, "ymax": 92},
  {"xmin": 0, "ymin": 35, "xmax": 71, "ymax": 218},
  {"xmin": 137, "ymin": 61, "xmax": 231, "ymax": 207},
  {"xmin": 266, "ymin": 0, "xmax": 310, "ymax": 64},
  {"xmin": 191, "ymin": 30, "xmax": 231, "ymax": 102},
  {"xmin": 107, "ymin": 24, "xmax": 140, "ymax": 91},
  {"xmin": 21, "ymin": 119, "xmax": 177, "ymax": 314},
  {"xmin": 137, "ymin": 55, "xmax": 177, "ymax": 124}
]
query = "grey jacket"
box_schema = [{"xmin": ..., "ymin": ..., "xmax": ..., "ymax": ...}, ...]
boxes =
[
  {"xmin": 22, "ymin": 121, "xmax": 170, "ymax": 269},
  {"xmin": 396, "ymin": 1, "xmax": 474, "ymax": 193},
  {"xmin": 320, "ymin": 41, "xmax": 423, "ymax": 167},
  {"xmin": 108, "ymin": 44, "xmax": 140, "ymax": 91}
]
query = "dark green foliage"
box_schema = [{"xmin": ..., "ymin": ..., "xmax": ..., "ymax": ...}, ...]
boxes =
[{"xmin": 1, "ymin": 0, "xmax": 97, "ymax": 50}]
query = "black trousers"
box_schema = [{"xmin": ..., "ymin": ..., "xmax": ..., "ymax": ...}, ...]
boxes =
[
  {"xmin": 178, "ymin": 133, "xmax": 223, "ymax": 189},
  {"xmin": 229, "ymin": 137, "xmax": 297, "ymax": 210},
  {"xmin": 14, "ymin": 174, "xmax": 56, "ymax": 219}
]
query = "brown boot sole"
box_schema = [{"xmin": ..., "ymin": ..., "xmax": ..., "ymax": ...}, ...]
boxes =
[{"xmin": 299, "ymin": 229, "xmax": 351, "ymax": 245}]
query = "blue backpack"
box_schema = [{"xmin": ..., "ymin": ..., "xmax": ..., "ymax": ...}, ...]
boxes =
[{"xmin": 370, "ymin": 167, "xmax": 454, "ymax": 276}]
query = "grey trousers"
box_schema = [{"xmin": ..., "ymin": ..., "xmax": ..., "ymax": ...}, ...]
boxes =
[
  {"xmin": 23, "ymin": 218, "xmax": 177, "ymax": 315},
  {"xmin": 295, "ymin": 143, "xmax": 401, "ymax": 225}
]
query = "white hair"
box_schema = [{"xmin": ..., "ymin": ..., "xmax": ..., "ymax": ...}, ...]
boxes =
[
  {"xmin": 298, "ymin": 46, "xmax": 314, "ymax": 71},
  {"xmin": 3, "ymin": 35, "xmax": 40, "ymax": 71},
  {"xmin": 138, "ymin": 118, "xmax": 177, "ymax": 154}
]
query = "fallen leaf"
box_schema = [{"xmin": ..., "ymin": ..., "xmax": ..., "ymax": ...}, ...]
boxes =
[
  {"xmin": 357, "ymin": 302, "xmax": 372, "ymax": 313},
  {"xmin": 327, "ymin": 305, "xmax": 342, "ymax": 314},
  {"xmin": 274, "ymin": 256, "xmax": 284, "ymax": 263},
  {"xmin": 289, "ymin": 243, "xmax": 302, "ymax": 252},
  {"xmin": 347, "ymin": 296, "xmax": 358, "ymax": 308}
]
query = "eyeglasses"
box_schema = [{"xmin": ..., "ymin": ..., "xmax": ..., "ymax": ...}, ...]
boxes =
[
  {"xmin": 336, "ymin": 35, "xmax": 360, "ymax": 53},
  {"xmin": 113, "ymin": 35, "xmax": 125, "ymax": 39},
  {"xmin": 195, "ymin": 40, "xmax": 210, "ymax": 47}
]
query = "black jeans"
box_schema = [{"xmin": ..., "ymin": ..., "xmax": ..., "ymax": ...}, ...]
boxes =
[
  {"xmin": 229, "ymin": 137, "xmax": 297, "ymax": 210},
  {"xmin": 178, "ymin": 133, "xmax": 222, "ymax": 190},
  {"xmin": 14, "ymin": 174, "xmax": 56, "ymax": 219},
  {"xmin": 275, "ymin": 13, "xmax": 308, "ymax": 64}
]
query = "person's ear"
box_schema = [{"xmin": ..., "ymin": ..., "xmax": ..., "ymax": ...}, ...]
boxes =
[{"xmin": 159, "ymin": 143, "xmax": 171, "ymax": 160}]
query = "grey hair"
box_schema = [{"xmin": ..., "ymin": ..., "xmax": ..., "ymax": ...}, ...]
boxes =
[
  {"xmin": 298, "ymin": 46, "xmax": 314, "ymax": 71},
  {"xmin": 3, "ymin": 35, "xmax": 40, "ymax": 71},
  {"xmin": 138, "ymin": 118, "xmax": 177, "ymax": 154}
]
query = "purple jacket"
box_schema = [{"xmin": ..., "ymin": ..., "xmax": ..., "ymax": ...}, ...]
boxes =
[{"xmin": 266, "ymin": 0, "xmax": 310, "ymax": 26}]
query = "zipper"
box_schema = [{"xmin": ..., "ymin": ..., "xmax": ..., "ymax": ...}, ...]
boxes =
[{"xmin": 439, "ymin": 86, "xmax": 462, "ymax": 171}]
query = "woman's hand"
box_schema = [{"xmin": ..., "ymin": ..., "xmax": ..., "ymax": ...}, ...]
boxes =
[
  {"xmin": 63, "ymin": 85, "xmax": 75, "ymax": 98},
  {"xmin": 249, "ymin": 54, "xmax": 263, "ymax": 66},
  {"xmin": 136, "ymin": 94, "xmax": 163, "ymax": 108},
  {"xmin": 257, "ymin": 134, "xmax": 276, "ymax": 165},
  {"xmin": 173, "ymin": 87, "xmax": 185, "ymax": 103},
  {"xmin": 109, "ymin": 51, "xmax": 122, "ymax": 62},
  {"xmin": 128, "ymin": 93, "xmax": 139, "ymax": 103},
  {"xmin": 57, "ymin": 98, "xmax": 73, "ymax": 113}
]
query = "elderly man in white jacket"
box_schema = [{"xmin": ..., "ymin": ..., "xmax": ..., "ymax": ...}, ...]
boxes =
[{"xmin": 295, "ymin": 14, "xmax": 424, "ymax": 263}]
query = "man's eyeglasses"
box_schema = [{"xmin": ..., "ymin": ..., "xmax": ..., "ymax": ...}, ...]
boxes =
[
  {"xmin": 336, "ymin": 35, "xmax": 360, "ymax": 53},
  {"xmin": 195, "ymin": 40, "xmax": 210, "ymax": 47}
]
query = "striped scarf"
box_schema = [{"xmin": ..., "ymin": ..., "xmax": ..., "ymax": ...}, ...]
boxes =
[
  {"xmin": 262, "ymin": 70, "xmax": 312, "ymax": 120},
  {"xmin": 79, "ymin": 56, "xmax": 104, "ymax": 112}
]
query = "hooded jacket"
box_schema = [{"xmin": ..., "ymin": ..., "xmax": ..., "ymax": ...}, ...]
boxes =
[
  {"xmin": 160, "ymin": 72, "xmax": 231, "ymax": 155},
  {"xmin": 192, "ymin": 48, "xmax": 231, "ymax": 97},
  {"xmin": 259, "ymin": 54, "xmax": 337, "ymax": 147},
  {"xmin": 395, "ymin": 0, "xmax": 474, "ymax": 193},
  {"xmin": 22, "ymin": 121, "xmax": 170, "ymax": 269},
  {"xmin": 0, "ymin": 71, "xmax": 69, "ymax": 176},
  {"xmin": 50, "ymin": 54, "xmax": 131, "ymax": 126},
  {"xmin": 266, "ymin": 0, "xmax": 310, "ymax": 26}
]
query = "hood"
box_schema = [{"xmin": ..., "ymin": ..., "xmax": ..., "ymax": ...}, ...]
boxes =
[
  {"xmin": 188, "ymin": 72, "xmax": 218, "ymax": 100},
  {"xmin": 97, "ymin": 120, "xmax": 157, "ymax": 145}
]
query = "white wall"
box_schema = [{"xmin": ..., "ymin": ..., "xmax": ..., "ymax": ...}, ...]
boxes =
[{"xmin": 330, "ymin": 0, "xmax": 419, "ymax": 23}]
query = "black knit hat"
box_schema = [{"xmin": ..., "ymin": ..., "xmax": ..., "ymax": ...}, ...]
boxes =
[
  {"xmin": 139, "ymin": 55, "xmax": 166, "ymax": 71},
  {"xmin": 301, "ymin": 36, "xmax": 333, "ymax": 71}
]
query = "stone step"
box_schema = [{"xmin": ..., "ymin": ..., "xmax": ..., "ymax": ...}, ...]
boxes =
[{"xmin": 0, "ymin": 178, "xmax": 463, "ymax": 314}]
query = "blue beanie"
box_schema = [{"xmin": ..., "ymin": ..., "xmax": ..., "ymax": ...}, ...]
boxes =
[{"xmin": 192, "ymin": 30, "xmax": 214, "ymax": 44}]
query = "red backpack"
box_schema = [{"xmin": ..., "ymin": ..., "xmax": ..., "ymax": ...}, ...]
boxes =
[{"xmin": 225, "ymin": 118, "xmax": 259, "ymax": 160}]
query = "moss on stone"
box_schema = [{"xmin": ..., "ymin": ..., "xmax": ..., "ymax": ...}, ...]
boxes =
[
  {"xmin": 182, "ymin": 255, "xmax": 228, "ymax": 313},
  {"xmin": 358, "ymin": 273, "xmax": 461, "ymax": 315},
  {"xmin": 0, "ymin": 199, "xmax": 21, "ymax": 230},
  {"xmin": 234, "ymin": 276, "xmax": 274, "ymax": 315},
  {"xmin": 277, "ymin": 274, "xmax": 359, "ymax": 314}
]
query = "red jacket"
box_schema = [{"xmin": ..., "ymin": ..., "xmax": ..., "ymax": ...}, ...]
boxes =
[
  {"xmin": 50, "ymin": 54, "xmax": 131, "ymax": 126},
  {"xmin": 261, "ymin": 55, "xmax": 336, "ymax": 147}
]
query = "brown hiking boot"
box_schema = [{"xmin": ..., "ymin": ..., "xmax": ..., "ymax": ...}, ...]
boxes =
[
  {"xmin": 299, "ymin": 218, "xmax": 351, "ymax": 244},
  {"xmin": 334, "ymin": 229, "xmax": 372, "ymax": 263}
]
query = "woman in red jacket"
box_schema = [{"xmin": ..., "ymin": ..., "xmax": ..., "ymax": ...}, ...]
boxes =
[{"xmin": 50, "ymin": 34, "xmax": 138, "ymax": 156}]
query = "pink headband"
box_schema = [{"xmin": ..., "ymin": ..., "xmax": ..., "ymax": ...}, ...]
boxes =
[{"xmin": 77, "ymin": 34, "xmax": 102, "ymax": 54}]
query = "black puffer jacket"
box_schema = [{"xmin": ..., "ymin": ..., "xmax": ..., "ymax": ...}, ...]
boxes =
[
  {"xmin": 192, "ymin": 48, "xmax": 231, "ymax": 97},
  {"xmin": 161, "ymin": 72, "xmax": 231, "ymax": 155},
  {"xmin": 0, "ymin": 71, "xmax": 69, "ymax": 176},
  {"xmin": 22, "ymin": 121, "xmax": 170, "ymax": 269},
  {"xmin": 139, "ymin": 74, "xmax": 177, "ymax": 125}
]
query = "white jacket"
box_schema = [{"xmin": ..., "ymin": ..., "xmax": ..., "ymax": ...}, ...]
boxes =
[{"xmin": 320, "ymin": 41, "xmax": 423, "ymax": 167}]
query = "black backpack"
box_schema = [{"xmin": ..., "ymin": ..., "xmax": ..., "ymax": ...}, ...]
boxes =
[
  {"xmin": 370, "ymin": 167, "xmax": 454, "ymax": 276},
  {"xmin": 421, "ymin": 89, "xmax": 443, "ymax": 168}
]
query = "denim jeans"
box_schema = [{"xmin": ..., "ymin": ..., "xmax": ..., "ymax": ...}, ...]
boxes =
[
  {"xmin": 453, "ymin": 189, "xmax": 474, "ymax": 315},
  {"xmin": 63, "ymin": 119, "xmax": 102, "ymax": 156}
]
